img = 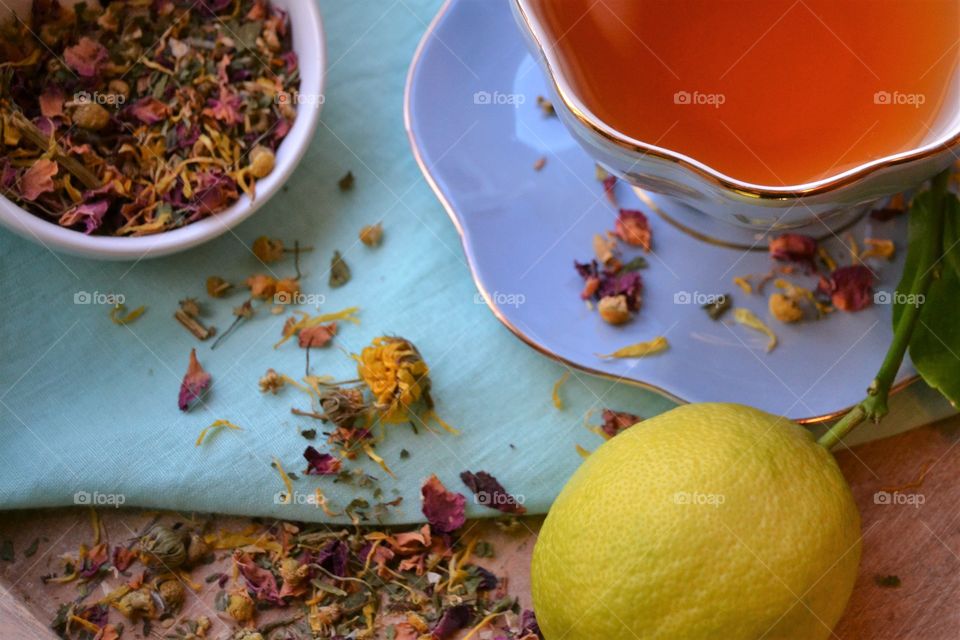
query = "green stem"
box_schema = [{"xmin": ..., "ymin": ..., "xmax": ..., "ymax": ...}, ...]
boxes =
[{"xmin": 818, "ymin": 169, "xmax": 951, "ymax": 450}]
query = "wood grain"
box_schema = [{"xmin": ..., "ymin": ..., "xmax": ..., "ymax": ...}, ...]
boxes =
[{"xmin": 1, "ymin": 414, "xmax": 958, "ymax": 638}]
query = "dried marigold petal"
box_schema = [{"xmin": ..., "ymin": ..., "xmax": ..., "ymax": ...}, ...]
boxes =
[
  {"xmin": 733, "ymin": 307, "xmax": 777, "ymax": 352},
  {"xmin": 598, "ymin": 336, "xmax": 669, "ymax": 359}
]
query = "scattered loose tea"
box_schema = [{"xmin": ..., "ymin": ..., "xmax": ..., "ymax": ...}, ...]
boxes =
[
  {"xmin": 732, "ymin": 307, "xmax": 777, "ymax": 352},
  {"xmin": 359, "ymin": 222, "xmax": 384, "ymax": 247},
  {"xmin": 615, "ymin": 209, "xmax": 652, "ymax": 251},
  {"xmin": 421, "ymin": 475, "xmax": 466, "ymax": 533},
  {"xmin": 860, "ymin": 238, "xmax": 896, "ymax": 261},
  {"xmin": 205, "ymin": 276, "xmax": 233, "ymax": 298},
  {"xmin": 195, "ymin": 420, "xmax": 243, "ymax": 446},
  {"xmin": 329, "ymin": 250, "xmax": 351, "ymax": 288},
  {"xmin": 874, "ymin": 574, "xmax": 902, "ymax": 588},
  {"xmin": 338, "ymin": 171, "xmax": 355, "ymax": 191},
  {"xmin": 0, "ymin": 0, "xmax": 299, "ymax": 235},
  {"xmin": 178, "ymin": 349, "xmax": 211, "ymax": 411},
  {"xmin": 536, "ymin": 95, "xmax": 556, "ymax": 117},
  {"xmin": 598, "ymin": 336, "xmax": 669, "ymax": 359},
  {"xmin": 769, "ymin": 233, "xmax": 818, "ymax": 271},
  {"xmin": 598, "ymin": 409, "xmax": 642, "ymax": 438},
  {"xmin": 769, "ymin": 293, "xmax": 803, "ymax": 324},
  {"xmin": 109, "ymin": 304, "xmax": 145, "ymax": 325},
  {"xmin": 819, "ymin": 265, "xmax": 874, "ymax": 312},
  {"xmin": 552, "ymin": 371, "xmax": 570, "ymax": 409},
  {"xmin": 702, "ymin": 293, "xmax": 732, "ymax": 321},
  {"xmin": 460, "ymin": 471, "xmax": 527, "ymax": 515}
]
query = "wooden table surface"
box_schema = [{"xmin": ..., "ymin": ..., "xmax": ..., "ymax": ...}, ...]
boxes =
[{"xmin": 3, "ymin": 414, "xmax": 959, "ymax": 639}]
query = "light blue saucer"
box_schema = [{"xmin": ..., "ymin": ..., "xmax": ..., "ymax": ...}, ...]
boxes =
[{"xmin": 405, "ymin": 0, "xmax": 916, "ymax": 422}]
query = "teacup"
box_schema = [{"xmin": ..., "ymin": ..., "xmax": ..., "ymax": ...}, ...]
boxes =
[{"xmin": 512, "ymin": 0, "xmax": 960, "ymax": 232}]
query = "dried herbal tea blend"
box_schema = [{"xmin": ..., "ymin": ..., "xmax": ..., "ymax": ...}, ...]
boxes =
[{"xmin": 0, "ymin": 0, "xmax": 300, "ymax": 235}]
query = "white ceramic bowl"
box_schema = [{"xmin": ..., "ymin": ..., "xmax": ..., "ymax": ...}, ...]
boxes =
[
  {"xmin": 513, "ymin": 0, "xmax": 960, "ymax": 231},
  {"xmin": 0, "ymin": 0, "xmax": 324, "ymax": 260}
]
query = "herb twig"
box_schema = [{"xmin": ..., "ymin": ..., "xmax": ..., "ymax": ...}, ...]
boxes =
[{"xmin": 819, "ymin": 169, "xmax": 951, "ymax": 449}]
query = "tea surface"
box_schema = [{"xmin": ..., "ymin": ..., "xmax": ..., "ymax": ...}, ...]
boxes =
[{"xmin": 526, "ymin": 0, "xmax": 959, "ymax": 185}]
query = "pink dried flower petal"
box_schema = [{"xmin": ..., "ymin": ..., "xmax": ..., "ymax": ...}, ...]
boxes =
[
  {"xmin": 178, "ymin": 348, "xmax": 211, "ymax": 411},
  {"xmin": 421, "ymin": 475, "xmax": 466, "ymax": 533},
  {"xmin": 303, "ymin": 446, "xmax": 342, "ymax": 475},
  {"xmin": 819, "ymin": 265, "xmax": 874, "ymax": 312},
  {"xmin": 128, "ymin": 97, "xmax": 169, "ymax": 124},
  {"xmin": 64, "ymin": 37, "xmax": 108, "ymax": 77},
  {"xmin": 59, "ymin": 200, "xmax": 109, "ymax": 234},
  {"xmin": 20, "ymin": 159, "xmax": 58, "ymax": 201}
]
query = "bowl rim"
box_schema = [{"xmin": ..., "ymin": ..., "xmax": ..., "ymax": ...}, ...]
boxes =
[
  {"xmin": 512, "ymin": 0, "xmax": 960, "ymax": 199},
  {"xmin": 0, "ymin": 0, "xmax": 325, "ymax": 260}
]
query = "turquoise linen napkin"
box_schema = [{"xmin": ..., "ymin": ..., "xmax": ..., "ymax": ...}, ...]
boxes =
[{"xmin": 0, "ymin": 0, "xmax": 954, "ymax": 524}]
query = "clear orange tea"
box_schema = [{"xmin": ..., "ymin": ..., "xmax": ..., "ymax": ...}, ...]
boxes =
[{"xmin": 525, "ymin": 0, "xmax": 960, "ymax": 186}]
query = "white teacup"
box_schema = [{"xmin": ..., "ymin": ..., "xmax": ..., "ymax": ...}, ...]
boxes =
[{"xmin": 512, "ymin": 0, "xmax": 959, "ymax": 232}]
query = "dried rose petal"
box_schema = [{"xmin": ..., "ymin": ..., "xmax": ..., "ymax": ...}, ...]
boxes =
[
  {"xmin": 520, "ymin": 610, "xmax": 542, "ymax": 638},
  {"xmin": 597, "ymin": 271, "xmax": 643, "ymax": 312},
  {"xmin": 431, "ymin": 604, "xmax": 473, "ymax": 640},
  {"xmin": 769, "ymin": 233, "xmax": 817, "ymax": 270},
  {"xmin": 421, "ymin": 475, "xmax": 466, "ymax": 533},
  {"xmin": 127, "ymin": 97, "xmax": 170, "ymax": 124},
  {"xmin": 615, "ymin": 209, "xmax": 652, "ymax": 251},
  {"xmin": 601, "ymin": 409, "xmax": 642, "ymax": 438},
  {"xmin": 298, "ymin": 323, "xmax": 337, "ymax": 349},
  {"xmin": 20, "ymin": 159, "xmax": 58, "ymax": 201},
  {"xmin": 303, "ymin": 446, "xmax": 342, "ymax": 475},
  {"xmin": 602, "ymin": 174, "xmax": 617, "ymax": 204},
  {"xmin": 59, "ymin": 200, "xmax": 109, "ymax": 234},
  {"xmin": 64, "ymin": 37, "xmax": 108, "ymax": 77},
  {"xmin": 234, "ymin": 551, "xmax": 281, "ymax": 604},
  {"xmin": 819, "ymin": 265, "xmax": 874, "ymax": 312},
  {"xmin": 460, "ymin": 471, "xmax": 526, "ymax": 515},
  {"xmin": 39, "ymin": 88, "xmax": 65, "ymax": 118},
  {"xmin": 178, "ymin": 348, "xmax": 211, "ymax": 412}
]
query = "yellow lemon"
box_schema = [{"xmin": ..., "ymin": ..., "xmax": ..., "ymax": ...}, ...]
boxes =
[{"xmin": 533, "ymin": 403, "xmax": 860, "ymax": 639}]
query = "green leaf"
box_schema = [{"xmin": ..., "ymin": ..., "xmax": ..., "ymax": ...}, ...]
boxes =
[
  {"xmin": 895, "ymin": 192, "xmax": 960, "ymax": 407},
  {"xmin": 943, "ymin": 202, "xmax": 960, "ymax": 283}
]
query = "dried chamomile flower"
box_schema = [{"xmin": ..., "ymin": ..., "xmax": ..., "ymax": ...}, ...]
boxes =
[
  {"xmin": 252, "ymin": 236, "xmax": 285, "ymax": 263},
  {"xmin": 769, "ymin": 293, "xmax": 803, "ymax": 323},
  {"xmin": 359, "ymin": 222, "xmax": 384, "ymax": 247},
  {"xmin": 227, "ymin": 591, "xmax": 256, "ymax": 623},
  {"xmin": 248, "ymin": 146, "xmax": 276, "ymax": 179},
  {"xmin": 158, "ymin": 579, "xmax": 185, "ymax": 611},
  {"xmin": 598, "ymin": 295, "xmax": 632, "ymax": 325},
  {"xmin": 139, "ymin": 524, "xmax": 186, "ymax": 569},
  {"xmin": 259, "ymin": 368, "xmax": 285, "ymax": 394}
]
